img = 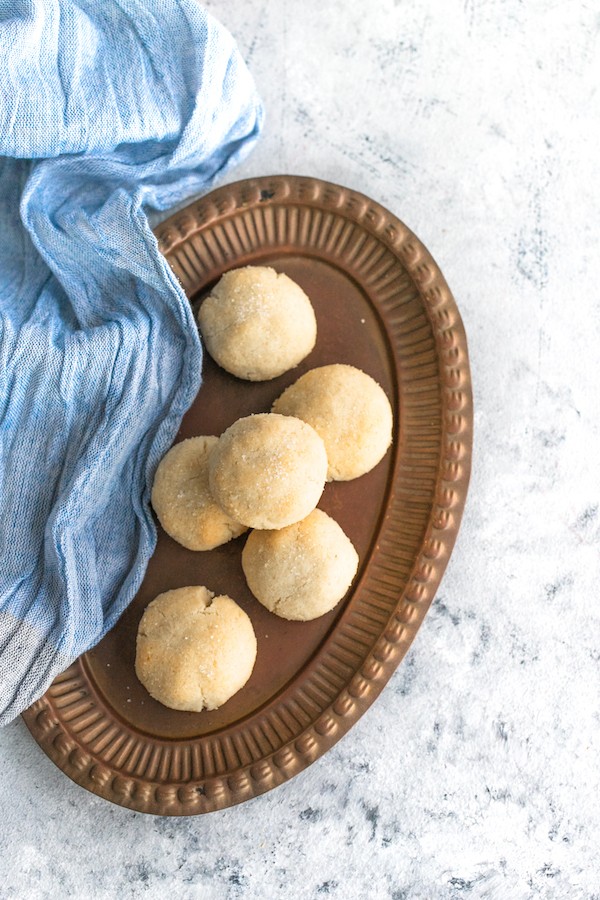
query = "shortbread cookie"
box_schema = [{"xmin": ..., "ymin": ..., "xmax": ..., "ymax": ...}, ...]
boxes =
[
  {"xmin": 151, "ymin": 437, "xmax": 247, "ymax": 551},
  {"xmin": 209, "ymin": 413, "xmax": 327, "ymax": 529},
  {"xmin": 272, "ymin": 364, "xmax": 393, "ymax": 480},
  {"xmin": 242, "ymin": 509, "xmax": 359, "ymax": 621},
  {"xmin": 135, "ymin": 586, "xmax": 257, "ymax": 712},
  {"xmin": 197, "ymin": 266, "xmax": 317, "ymax": 381}
]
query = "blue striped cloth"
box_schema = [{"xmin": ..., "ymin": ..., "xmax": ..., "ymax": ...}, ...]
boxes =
[{"xmin": 0, "ymin": 0, "xmax": 263, "ymax": 725}]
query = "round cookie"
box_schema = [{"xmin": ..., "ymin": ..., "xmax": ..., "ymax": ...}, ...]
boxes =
[
  {"xmin": 197, "ymin": 266, "xmax": 317, "ymax": 381},
  {"xmin": 135, "ymin": 586, "xmax": 257, "ymax": 712},
  {"xmin": 151, "ymin": 436, "xmax": 247, "ymax": 551},
  {"xmin": 209, "ymin": 413, "xmax": 327, "ymax": 530},
  {"xmin": 242, "ymin": 509, "xmax": 359, "ymax": 621},
  {"xmin": 272, "ymin": 364, "xmax": 393, "ymax": 481}
]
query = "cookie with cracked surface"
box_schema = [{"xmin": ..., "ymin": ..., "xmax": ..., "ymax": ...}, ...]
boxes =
[{"xmin": 135, "ymin": 586, "xmax": 257, "ymax": 711}]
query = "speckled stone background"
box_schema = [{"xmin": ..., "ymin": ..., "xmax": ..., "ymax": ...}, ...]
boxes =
[{"xmin": 1, "ymin": 2, "xmax": 599, "ymax": 898}]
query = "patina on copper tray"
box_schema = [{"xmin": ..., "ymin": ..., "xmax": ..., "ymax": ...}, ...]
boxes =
[{"xmin": 22, "ymin": 176, "xmax": 472, "ymax": 815}]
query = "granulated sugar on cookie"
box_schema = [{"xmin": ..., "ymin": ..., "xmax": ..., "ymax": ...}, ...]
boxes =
[
  {"xmin": 242, "ymin": 509, "xmax": 359, "ymax": 621},
  {"xmin": 151, "ymin": 436, "xmax": 247, "ymax": 551},
  {"xmin": 197, "ymin": 266, "xmax": 316, "ymax": 381},
  {"xmin": 273, "ymin": 364, "xmax": 393, "ymax": 481},
  {"xmin": 208, "ymin": 413, "xmax": 327, "ymax": 530},
  {"xmin": 135, "ymin": 586, "xmax": 257, "ymax": 712}
]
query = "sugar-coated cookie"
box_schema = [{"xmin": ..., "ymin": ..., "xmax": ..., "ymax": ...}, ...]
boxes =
[
  {"xmin": 197, "ymin": 266, "xmax": 317, "ymax": 381},
  {"xmin": 135, "ymin": 586, "xmax": 257, "ymax": 712},
  {"xmin": 151, "ymin": 436, "xmax": 247, "ymax": 551},
  {"xmin": 209, "ymin": 413, "xmax": 327, "ymax": 529},
  {"xmin": 242, "ymin": 509, "xmax": 359, "ymax": 621},
  {"xmin": 272, "ymin": 364, "xmax": 393, "ymax": 481}
]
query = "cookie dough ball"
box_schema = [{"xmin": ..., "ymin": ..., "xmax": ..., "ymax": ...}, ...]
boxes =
[
  {"xmin": 135, "ymin": 586, "xmax": 257, "ymax": 712},
  {"xmin": 242, "ymin": 509, "xmax": 359, "ymax": 621},
  {"xmin": 197, "ymin": 266, "xmax": 317, "ymax": 381},
  {"xmin": 272, "ymin": 364, "xmax": 393, "ymax": 481},
  {"xmin": 151, "ymin": 437, "xmax": 247, "ymax": 551},
  {"xmin": 209, "ymin": 413, "xmax": 327, "ymax": 530}
]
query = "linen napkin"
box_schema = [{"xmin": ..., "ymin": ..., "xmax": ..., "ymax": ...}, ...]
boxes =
[{"xmin": 0, "ymin": 0, "xmax": 263, "ymax": 725}]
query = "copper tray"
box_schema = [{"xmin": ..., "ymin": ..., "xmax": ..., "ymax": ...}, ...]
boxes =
[{"xmin": 22, "ymin": 175, "xmax": 472, "ymax": 815}]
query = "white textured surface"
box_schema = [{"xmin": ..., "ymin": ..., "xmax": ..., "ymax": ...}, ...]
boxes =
[{"xmin": 1, "ymin": 1, "xmax": 599, "ymax": 897}]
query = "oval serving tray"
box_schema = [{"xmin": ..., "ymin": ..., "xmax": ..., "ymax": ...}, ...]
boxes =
[{"xmin": 22, "ymin": 176, "xmax": 472, "ymax": 815}]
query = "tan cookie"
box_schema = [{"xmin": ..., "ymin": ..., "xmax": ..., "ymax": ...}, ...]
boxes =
[
  {"xmin": 242, "ymin": 509, "xmax": 359, "ymax": 621},
  {"xmin": 209, "ymin": 413, "xmax": 327, "ymax": 529},
  {"xmin": 272, "ymin": 364, "xmax": 393, "ymax": 480},
  {"xmin": 135, "ymin": 586, "xmax": 257, "ymax": 712},
  {"xmin": 197, "ymin": 266, "xmax": 317, "ymax": 381},
  {"xmin": 151, "ymin": 436, "xmax": 247, "ymax": 551}
]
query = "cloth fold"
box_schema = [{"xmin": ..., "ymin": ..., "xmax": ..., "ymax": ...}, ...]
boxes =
[{"xmin": 0, "ymin": 0, "xmax": 263, "ymax": 725}]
